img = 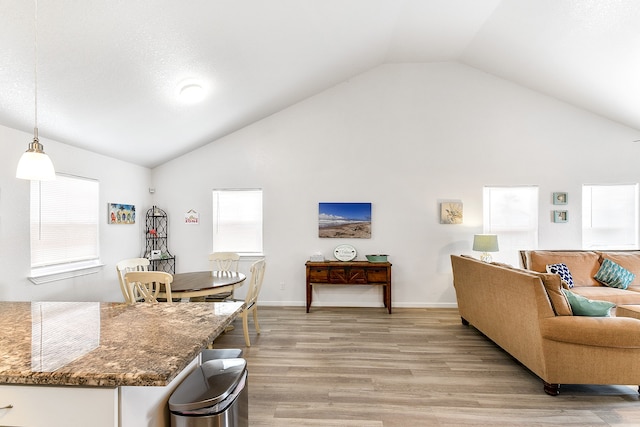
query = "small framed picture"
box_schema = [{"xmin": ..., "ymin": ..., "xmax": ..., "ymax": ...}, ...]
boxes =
[
  {"xmin": 553, "ymin": 192, "xmax": 568, "ymax": 205},
  {"xmin": 440, "ymin": 201, "xmax": 463, "ymax": 224},
  {"xmin": 108, "ymin": 203, "xmax": 135, "ymax": 224},
  {"xmin": 553, "ymin": 210, "xmax": 568, "ymax": 223}
]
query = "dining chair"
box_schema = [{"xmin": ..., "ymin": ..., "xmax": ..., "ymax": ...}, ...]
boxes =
[
  {"xmin": 116, "ymin": 258, "xmax": 150, "ymax": 304},
  {"xmin": 123, "ymin": 271, "xmax": 174, "ymax": 304},
  {"xmin": 205, "ymin": 252, "xmax": 241, "ymax": 301},
  {"xmin": 239, "ymin": 258, "xmax": 266, "ymax": 347}
]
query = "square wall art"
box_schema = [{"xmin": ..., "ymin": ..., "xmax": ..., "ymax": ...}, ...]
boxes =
[
  {"xmin": 440, "ymin": 201, "xmax": 463, "ymax": 224},
  {"xmin": 319, "ymin": 202, "xmax": 371, "ymax": 238}
]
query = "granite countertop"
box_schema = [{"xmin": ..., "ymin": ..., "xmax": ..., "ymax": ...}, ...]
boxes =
[{"xmin": 0, "ymin": 301, "xmax": 244, "ymax": 387}]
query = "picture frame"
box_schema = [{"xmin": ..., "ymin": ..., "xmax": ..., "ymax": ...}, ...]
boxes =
[
  {"xmin": 440, "ymin": 201, "xmax": 463, "ymax": 224},
  {"xmin": 318, "ymin": 202, "xmax": 372, "ymax": 238},
  {"xmin": 553, "ymin": 210, "xmax": 568, "ymax": 223},
  {"xmin": 108, "ymin": 203, "xmax": 135, "ymax": 224},
  {"xmin": 553, "ymin": 192, "xmax": 568, "ymax": 205}
]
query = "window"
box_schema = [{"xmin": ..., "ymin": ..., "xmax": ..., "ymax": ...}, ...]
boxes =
[
  {"xmin": 483, "ymin": 186, "xmax": 539, "ymax": 265},
  {"xmin": 582, "ymin": 184, "xmax": 638, "ymax": 249},
  {"xmin": 30, "ymin": 174, "xmax": 100, "ymax": 282},
  {"xmin": 212, "ymin": 189, "xmax": 263, "ymax": 255}
]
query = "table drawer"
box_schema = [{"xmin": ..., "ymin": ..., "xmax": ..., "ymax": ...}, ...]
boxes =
[
  {"xmin": 309, "ymin": 268, "xmax": 329, "ymax": 282},
  {"xmin": 367, "ymin": 269, "xmax": 388, "ymax": 282}
]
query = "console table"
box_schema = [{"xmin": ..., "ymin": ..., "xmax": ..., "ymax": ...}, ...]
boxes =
[{"xmin": 305, "ymin": 261, "xmax": 392, "ymax": 313}]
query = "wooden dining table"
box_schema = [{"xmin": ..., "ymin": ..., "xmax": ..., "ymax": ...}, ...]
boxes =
[{"xmin": 157, "ymin": 270, "xmax": 246, "ymax": 300}]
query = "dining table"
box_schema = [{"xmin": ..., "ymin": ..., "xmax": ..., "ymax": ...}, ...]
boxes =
[{"xmin": 158, "ymin": 270, "xmax": 246, "ymax": 300}]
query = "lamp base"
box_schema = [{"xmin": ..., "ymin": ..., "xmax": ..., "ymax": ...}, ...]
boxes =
[{"xmin": 480, "ymin": 252, "xmax": 493, "ymax": 263}]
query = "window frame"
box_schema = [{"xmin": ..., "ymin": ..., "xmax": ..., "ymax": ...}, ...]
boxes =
[
  {"xmin": 582, "ymin": 183, "xmax": 639, "ymax": 250},
  {"xmin": 212, "ymin": 188, "xmax": 264, "ymax": 256},
  {"xmin": 29, "ymin": 173, "xmax": 102, "ymax": 284}
]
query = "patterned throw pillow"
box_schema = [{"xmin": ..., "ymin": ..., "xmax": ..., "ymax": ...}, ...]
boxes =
[
  {"xmin": 546, "ymin": 263, "xmax": 574, "ymax": 288},
  {"xmin": 594, "ymin": 258, "xmax": 636, "ymax": 290}
]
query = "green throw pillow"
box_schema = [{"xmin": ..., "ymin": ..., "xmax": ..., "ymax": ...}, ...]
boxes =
[
  {"xmin": 561, "ymin": 289, "xmax": 615, "ymax": 317},
  {"xmin": 594, "ymin": 258, "xmax": 636, "ymax": 290}
]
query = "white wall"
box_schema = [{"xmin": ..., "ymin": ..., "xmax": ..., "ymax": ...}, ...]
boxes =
[
  {"xmin": 0, "ymin": 125, "xmax": 152, "ymax": 301},
  {"xmin": 152, "ymin": 62, "xmax": 640, "ymax": 308},
  {"xmin": 3, "ymin": 61, "xmax": 639, "ymax": 306}
]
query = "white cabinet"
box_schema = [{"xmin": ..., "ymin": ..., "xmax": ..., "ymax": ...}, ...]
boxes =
[
  {"xmin": 0, "ymin": 356, "xmax": 198, "ymax": 427},
  {"xmin": 0, "ymin": 385, "xmax": 118, "ymax": 427}
]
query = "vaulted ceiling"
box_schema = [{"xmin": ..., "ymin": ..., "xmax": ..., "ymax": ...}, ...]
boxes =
[{"xmin": 1, "ymin": 0, "xmax": 639, "ymax": 168}]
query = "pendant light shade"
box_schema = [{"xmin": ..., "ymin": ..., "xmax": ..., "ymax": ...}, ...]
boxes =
[
  {"xmin": 16, "ymin": 0, "xmax": 55, "ymax": 181},
  {"xmin": 16, "ymin": 130, "xmax": 55, "ymax": 181}
]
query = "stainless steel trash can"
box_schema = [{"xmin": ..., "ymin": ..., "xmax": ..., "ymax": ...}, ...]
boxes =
[
  {"xmin": 201, "ymin": 348, "xmax": 243, "ymax": 362},
  {"xmin": 169, "ymin": 358, "xmax": 248, "ymax": 427}
]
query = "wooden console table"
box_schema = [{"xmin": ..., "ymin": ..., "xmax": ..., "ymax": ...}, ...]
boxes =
[{"xmin": 305, "ymin": 261, "xmax": 392, "ymax": 314}]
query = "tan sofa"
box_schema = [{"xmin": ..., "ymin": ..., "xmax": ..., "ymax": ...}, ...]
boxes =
[
  {"xmin": 451, "ymin": 254, "xmax": 640, "ymax": 395},
  {"xmin": 520, "ymin": 250, "xmax": 640, "ymax": 305}
]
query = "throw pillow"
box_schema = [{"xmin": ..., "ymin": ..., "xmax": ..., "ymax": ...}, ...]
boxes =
[
  {"xmin": 561, "ymin": 289, "xmax": 615, "ymax": 317},
  {"xmin": 594, "ymin": 258, "xmax": 636, "ymax": 290},
  {"xmin": 546, "ymin": 263, "xmax": 574, "ymax": 288}
]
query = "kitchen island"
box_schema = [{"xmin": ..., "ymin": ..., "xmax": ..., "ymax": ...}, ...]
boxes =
[{"xmin": 0, "ymin": 300, "xmax": 244, "ymax": 426}]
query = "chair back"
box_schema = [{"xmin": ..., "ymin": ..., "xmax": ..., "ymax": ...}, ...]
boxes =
[
  {"xmin": 244, "ymin": 259, "xmax": 266, "ymax": 308},
  {"xmin": 209, "ymin": 252, "xmax": 240, "ymax": 272},
  {"xmin": 124, "ymin": 271, "xmax": 173, "ymax": 304},
  {"xmin": 116, "ymin": 258, "xmax": 150, "ymax": 303}
]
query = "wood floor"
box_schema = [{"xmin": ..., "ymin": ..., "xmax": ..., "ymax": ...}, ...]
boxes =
[{"xmin": 213, "ymin": 306, "xmax": 640, "ymax": 426}]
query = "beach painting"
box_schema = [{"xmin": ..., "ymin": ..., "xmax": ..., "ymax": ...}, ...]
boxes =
[
  {"xmin": 319, "ymin": 202, "xmax": 372, "ymax": 238},
  {"xmin": 108, "ymin": 203, "xmax": 135, "ymax": 224}
]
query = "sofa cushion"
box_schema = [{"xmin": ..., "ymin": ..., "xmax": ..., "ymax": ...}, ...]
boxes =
[
  {"xmin": 534, "ymin": 272, "xmax": 573, "ymax": 316},
  {"xmin": 569, "ymin": 286, "xmax": 640, "ymax": 305},
  {"xmin": 561, "ymin": 289, "xmax": 615, "ymax": 317},
  {"xmin": 546, "ymin": 263, "xmax": 574, "ymax": 289},
  {"xmin": 597, "ymin": 252, "xmax": 640, "ymax": 287},
  {"xmin": 594, "ymin": 258, "xmax": 636, "ymax": 290},
  {"xmin": 527, "ymin": 251, "xmax": 601, "ymax": 286}
]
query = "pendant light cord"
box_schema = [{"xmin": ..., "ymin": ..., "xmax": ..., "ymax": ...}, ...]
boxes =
[{"xmin": 34, "ymin": 0, "xmax": 38, "ymax": 137}]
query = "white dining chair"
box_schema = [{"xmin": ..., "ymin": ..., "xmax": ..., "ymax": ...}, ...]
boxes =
[
  {"xmin": 123, "ymin": 271, "xmax": 174, "ymax": 304},
  {"xmin": 205, "ymin": 252, "xmax": 241, "ymax": 301},
  {"xmin": 239, "ymin": 258, "xmax": 266, "ymax": 346},
  {"xmin": 116, "ymin": 258, "xmax": 150, "ymax": 304}
]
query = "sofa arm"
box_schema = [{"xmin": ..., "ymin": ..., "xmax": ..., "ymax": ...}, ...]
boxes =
[{"xmin": 540, "ymin": 316, "xmax": 640, "ymax": 348}]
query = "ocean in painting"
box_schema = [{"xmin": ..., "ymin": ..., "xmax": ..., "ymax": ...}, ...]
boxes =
[{"xmin": 319, "ymin": 202, "xmax": 371, "ymax": 238}]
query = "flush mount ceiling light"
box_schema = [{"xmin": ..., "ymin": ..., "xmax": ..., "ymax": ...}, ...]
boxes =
[
  {"xmin": 177, "ymin": 79, "xmax": 206, "ymax": 103},
  {"xmin": 16, "ymin": 0, "xmax": 55, "ymax": 181}
]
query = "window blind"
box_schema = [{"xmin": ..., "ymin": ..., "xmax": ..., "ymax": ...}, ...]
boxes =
[
  {"xmin": 30, "ymin": 174, "xmax": 100, "ymax": 268},
  {"xmin": 212, "ymin": 189, "xmax": 263, "ymax": 255}
]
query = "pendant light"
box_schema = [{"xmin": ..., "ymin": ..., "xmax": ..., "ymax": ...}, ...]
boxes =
[{"xmin": 16, "ymin": 0, "xmax": 55, "ymax": 181}]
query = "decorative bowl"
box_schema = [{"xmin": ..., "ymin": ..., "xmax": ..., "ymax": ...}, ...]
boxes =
[{"xmin": 365, "ymin": 254, "xmax": 388, "ymax": 262}]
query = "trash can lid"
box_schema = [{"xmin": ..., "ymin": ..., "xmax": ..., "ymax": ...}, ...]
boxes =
[{"xmin": 169, "ymin": 358, "xmax": 247, "ymax": 412}]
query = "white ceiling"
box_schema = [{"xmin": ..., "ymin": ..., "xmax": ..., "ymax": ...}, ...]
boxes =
[{"xmin": 1, "ymin": 0, "xmax": 639, "ymax": 168}]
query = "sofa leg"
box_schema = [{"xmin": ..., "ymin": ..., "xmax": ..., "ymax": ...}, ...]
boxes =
[
  {"xmin": 461, "ymin": 317, "xmax": 469, "ymax": 326},
  {"xmin": 543, "ymin": 382, "xmax": 560, "ymax": 396}
]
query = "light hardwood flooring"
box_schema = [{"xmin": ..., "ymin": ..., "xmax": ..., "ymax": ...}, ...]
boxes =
[{"xmin": 213, "ymin": 306, "xmax": 640, "ymax": 426}]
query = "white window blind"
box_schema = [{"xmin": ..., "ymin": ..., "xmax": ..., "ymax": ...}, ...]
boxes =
[
  {"xmin": 483, "ymin": 186, "xmax": 539, "ymax": 265},
  {"xmin": 582, "ymin": 184, "xmax": 638, "ymax": 249},
  {"xmin": 212, "ymin": 189, "xmax": 263, "ymax": 255},
  {"xmin": 30, "ymin": 174, "xmax": 100, "ymax": 274}
]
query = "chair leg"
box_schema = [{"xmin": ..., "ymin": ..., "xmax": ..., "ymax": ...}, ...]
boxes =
[
  {"xmin": 242, "ymin": 312, "xmax": 251, "ymax": 347},
  {"xmin": 253, "ymin": 306, "xmax": 260, "ymax": 335}
]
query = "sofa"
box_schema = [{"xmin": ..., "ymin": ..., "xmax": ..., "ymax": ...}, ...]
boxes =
[
  {"xmin": 451, "ymin": 253, "xmax": 640, "ymax": 395},
  {"xmin": 520, "ymin": 250, "xmax": 640, "ymax": 305}
]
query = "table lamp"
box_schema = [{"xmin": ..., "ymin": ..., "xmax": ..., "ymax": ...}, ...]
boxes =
[{"xmin": 473, "ymin": 234, "xmax": 499, "ymax": 263}]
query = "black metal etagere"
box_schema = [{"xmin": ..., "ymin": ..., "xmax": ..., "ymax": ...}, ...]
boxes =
[{"xmin": 144, "ymin": 206, "xmax": 175, "ymax": 273}]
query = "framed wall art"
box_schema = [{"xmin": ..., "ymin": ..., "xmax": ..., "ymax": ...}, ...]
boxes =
[
  {"xmin": 553, "ymin": 192, "xmax": 568, "ymax": 205},
  {"xmin": 553, "ymin": 210, "xmax": 568, "ymax": 223},
  {"xmin": 440, "ymin": 201, "xmax": 463, "ymax": 224},
  {"xmin": 318, "ymin": 202, "xmax": 371, "ymax": 238},
  {"xmin": 108, "ymin": 203, "xmax": 135, "ymax": 224}
]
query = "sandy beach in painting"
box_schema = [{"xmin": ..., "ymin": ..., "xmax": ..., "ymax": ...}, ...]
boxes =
[{"xmin": 319, "ymin": 221, "xmax": 371, "ymax": 238}]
